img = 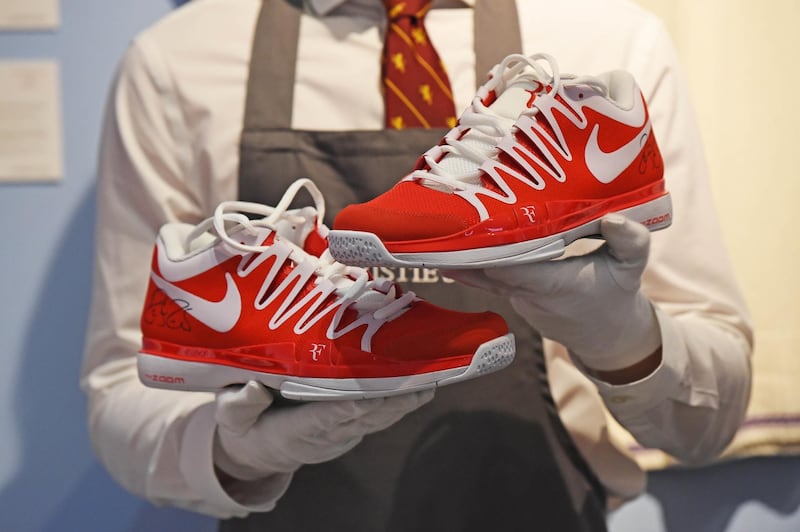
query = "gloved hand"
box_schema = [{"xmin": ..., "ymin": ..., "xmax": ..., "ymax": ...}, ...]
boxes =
[
  {"xmin": 447, "ymin": 214, "xmax": 661, "ymax": 374},
  {"xmin": 213, "ymin": 381, "xmax": 435, "ymax": 481}
]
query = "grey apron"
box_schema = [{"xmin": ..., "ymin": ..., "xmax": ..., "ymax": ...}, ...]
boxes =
[{"xmin": 222, "ymin": 1, "xmax": 607, "ymax": 530}]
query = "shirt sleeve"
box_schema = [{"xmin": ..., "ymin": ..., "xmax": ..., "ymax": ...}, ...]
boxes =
[
  {"xmin": 584, "ymin": 18, "xmax": 754, "ymax": 464},
  {"xmin": 80, "ymin": 35, "xmax": 292, "ymax": 518}
]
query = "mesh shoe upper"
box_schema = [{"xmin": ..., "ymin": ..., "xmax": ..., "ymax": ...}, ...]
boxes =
[{"xmin": 335, "ymin": 181, "xmax": 480, "ymax": 241}]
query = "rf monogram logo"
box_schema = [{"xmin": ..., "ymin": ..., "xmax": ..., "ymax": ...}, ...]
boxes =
[
  {"xmin": 520, "ymin": 205, "xmax": 537, "ymax": 223},
  {"xmin": 309, "ymin": 343, "xmax": 327, "ymax": 361}
]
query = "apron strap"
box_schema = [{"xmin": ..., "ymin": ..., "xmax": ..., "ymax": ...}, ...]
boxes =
[
  {"xmin": 474, "ymin": 0, "xmax": 522, "ymax": 82},
  {"xmin": 242, "ymin": 0, "xmax": 302, "ymax": 131},
  {"xmin": 242, "ymin": 0, "xmax": 523, "ymax": 131}
]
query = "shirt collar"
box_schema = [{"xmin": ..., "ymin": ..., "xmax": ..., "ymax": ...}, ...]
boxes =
[{"xmin": 307, "ymin": 0, "xmax": 475, "ymax": 16}]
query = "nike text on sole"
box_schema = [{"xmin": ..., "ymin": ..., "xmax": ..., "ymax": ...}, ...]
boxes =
[
  {"xmin": 137, "ymin": 333, "xmax": 515, "ymax": 401},
  {"xmin": 329, "ymin": 194, "xmax": 672, "ymax": 269}
]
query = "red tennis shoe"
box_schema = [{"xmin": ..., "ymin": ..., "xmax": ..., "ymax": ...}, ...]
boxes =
[
  {"xmin": 137, "ymin": 179, "xmax": 515, "ymax": 401},
  {"xmin": 329, "ymin": 53, "xmax": 672, "ymax": 268}
]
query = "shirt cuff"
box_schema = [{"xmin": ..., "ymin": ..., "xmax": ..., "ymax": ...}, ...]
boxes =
[
  {"xmin": 584, "ymin": 306, "xmax": 691, "ymax": 421},
  {"xmin": 180, "ymin": 402, "xmax": 294, "ymax": 517}
]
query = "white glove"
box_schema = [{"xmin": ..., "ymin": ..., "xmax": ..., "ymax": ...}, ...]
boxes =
[
  {"xmin": 448, "ymin": 214, "xmax": 661, "ymax": 373},
  {"xmin": 213, "ymin": 381, "xmax": 435, "ymax": 481}
]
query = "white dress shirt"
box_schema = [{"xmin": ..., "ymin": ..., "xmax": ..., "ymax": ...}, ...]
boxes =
[{"xmin": 81, "ymin": 0, "xmax": 753, "ymax": 517}]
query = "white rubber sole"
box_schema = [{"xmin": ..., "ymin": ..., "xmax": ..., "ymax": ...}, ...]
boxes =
[
  {"xmin": 328, "ymin": 194, "xmax": 672, "ymax": 269},
  {"xmin": 138, "ymin": 333, "xmax": 515, "ymax": 401}
]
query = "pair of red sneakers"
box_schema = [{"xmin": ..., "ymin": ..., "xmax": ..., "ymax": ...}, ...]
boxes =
[{"xmin": 137, "ymin": 53, "xmax": 671, "ymax": 400}]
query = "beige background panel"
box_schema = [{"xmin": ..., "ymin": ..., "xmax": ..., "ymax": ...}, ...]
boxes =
[{"xmin": 631, "ymin": 0, "xmax": 800, "ymax": 465}]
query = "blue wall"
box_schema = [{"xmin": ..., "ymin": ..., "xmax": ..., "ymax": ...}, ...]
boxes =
[
  {"xmin": 0, "ymin": 1, "xmax": 214, "ymax": 530},
  {"xmin": 0, "ymin": 1, "xmax": 798, "ymax": 531}
]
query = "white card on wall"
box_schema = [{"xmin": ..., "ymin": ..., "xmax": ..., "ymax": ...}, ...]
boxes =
[
  {"xmin": 0, "ymin": 0, "xmax": 59, "ymax": 30},
  {"xmin": 0, "ymin": 61, "xmax": 63, "ymax": 182}
]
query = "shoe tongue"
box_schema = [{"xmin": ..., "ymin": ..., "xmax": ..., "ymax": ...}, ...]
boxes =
[
  {"xmin": 269, "ymin": 206, "xmax": 327, "ymax": 256},
  {"xmin": 488, "ymin": 77, "xmax": 543, "ymax": 119},
  {"xmin": 432, "ymin": 78, "xmax": 541, "ymax": 183}
]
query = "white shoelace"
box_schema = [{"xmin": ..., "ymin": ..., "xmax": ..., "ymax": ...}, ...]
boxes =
[
  {"xmin": 409, "ymin": 53, "xmax": 608, "ymax": 193},
  {"xmin": 186, "ymin": 178, "xmax": 416, "ymax": 320}
]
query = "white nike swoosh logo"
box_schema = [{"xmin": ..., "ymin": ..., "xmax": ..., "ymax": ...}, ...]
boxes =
[
  {"xmin": 585, "ymin": 121, "xmax": 650, "ymax": 184},
  {"xmin": 151, "ymin": 271, "xmax": 242, "ymax": 333},
  {"xmin": 584, "ymin": 93, "xmax": 650, "ymax": 184}
]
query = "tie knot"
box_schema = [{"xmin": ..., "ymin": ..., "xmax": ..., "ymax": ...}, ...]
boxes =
[{"xmin": 384, "ymin": 0, "xmax": 432, "ymax": 21}]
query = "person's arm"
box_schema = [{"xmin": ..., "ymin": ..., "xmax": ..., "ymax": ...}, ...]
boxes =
[
  {"xmin": 81, "ymin": 36, "xmax": 273, "ymax": 517},
  {"xmin": 449, "ymin": 19, "xmax": 752, "ymax": 465},
  {"xmin": 593, "ymin": 18, "xmax": 754, "ymax": 463}
]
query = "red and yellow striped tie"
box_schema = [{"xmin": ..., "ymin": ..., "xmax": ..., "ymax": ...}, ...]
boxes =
[{"xmin": 382, "ymin": 0, "xmax": 457, "ymax": 129}]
